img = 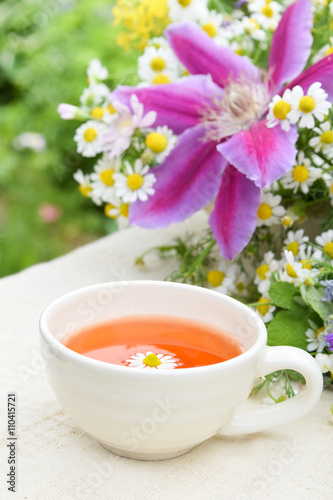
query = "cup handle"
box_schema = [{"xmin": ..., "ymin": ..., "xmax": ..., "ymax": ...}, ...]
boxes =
[{"xmin": 219, "ymin": 346, "xmax": 323, "ymax": 435}]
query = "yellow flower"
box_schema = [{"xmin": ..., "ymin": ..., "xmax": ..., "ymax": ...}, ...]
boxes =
[{"xmin": 113, "ymin": 0, "xmax": 170, "ymax": 51}]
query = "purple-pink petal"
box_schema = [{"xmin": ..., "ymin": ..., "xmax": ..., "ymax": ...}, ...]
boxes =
[
  {"xmin": 111, "ymin": 76, "xmax": 223, "ymax": 135},
  {"xmin": 268, "ymin": 0, "xmax": 313, "ymax": 94},
  {"xmin": 283, "ymin": 54, "xmax": 333, "ymax": 101},
  {"xmin": 217, "ymin": 121, "xmax": 298, "ymax": 189},
  {"xmin": 166, "ymin": 21, "xmax": 260, "ymax": 88},
  {"xmin": 209, "ymin": 165, "xmax": 260, "ymax": 260},
  {"xmin": 130, "ymin": 126, "xmax": 227, "ymax": 228}
]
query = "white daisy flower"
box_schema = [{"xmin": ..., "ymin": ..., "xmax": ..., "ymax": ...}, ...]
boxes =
[
  {"xmin": 113, "ymin": 159, "xmax": 156, "ymax": 203},
  {"xmin": 103, "ymin": 95, "xmax": 157, "ymax": 158},
  {"xmin": 240, "ymin": 17, "xmax": 267, "ymax": 41},
  {"xmin": 125, "ymin": 351, "xmax": 179, "ymax": 370},
  {"xmin": 89, "ymin": 103, "xmax": 119, "ymax": 124},
  {"xmin": 323, "ymin": 172, "xmax": 333, "ymax": 206},
  {"xmin": 309, "ymin": 121, "xmax": 333, "ymax": 154},
  {"xmin": 306, "ymin": 320, "xmax": 327, "ymax": 353},
  {"xmin": 73, "ymin": 169, "xmax": 101, "ymax": 205},
  {"xmin": 79, "ymin": 83, "xmax": 109, "ymax": 109},
  {"xmin": 74, "ymin": 120, "xmax": 106, "ymax": 157},
  {"xmin": 256, "ymin": 191, "xmax": 286, "ymax": 227},
  {"xmin": 87, "ymin": 59, "xmax": 108, "ymax": 85},
  {"xmin": 315, "ymin": 353, "xmax": 333, "ymax": 374},
  {"xmin": 298, "ymin": 245, "xmax": 321, "ymax": 273},
  {"xmin": 104, "ymin": 197, "xmax": 129, "ymax": 229},
  {"xmin": 138, "ymin": 45, "xmax": 179, "ymax": 85},
  {"xmin": 279, "ymin": 250, "xmax": 312, "ymax": 285},
  {"xmin": 207, "ymin": 261, "xmax": 238, "ymax": 295},
  {"xmin": 254, "ymin": 251, "xmax": 279, "ymax": 294},
  {"xmin": 90, "ymin": 155, "xmax": 121, "ymax": 201},
  {"xmin": 315, "ymin": 229, "xmax": 333, "ymax": 261},
  {"xmin": 145, "ymin": 126, "xmax": 178, "ymax": 163},
  {"xmin": 254, "ymin": 295, "xmax": 276, "ymax": 323},
  {"xmin": 283, "ymin": 229, "xmax": 309, "ymax": 257},
  {"xmin": 167, "ymin": 0, "xmax": 209, "ymax": 23},
  {"xmin": 312, "ymin": 37, "xmax": 333, "ymax": 64},
  {"xmin": 12, "ymin": 132, "xmax": 47, "ymax": 152},
  {"xmin": 266, "ymin": 89, "xmax": 293, "ymax": 131},
  {"xmin": 235, "ymin": 270, "xmax": 251, "ymax": 296},
  {"xmin": 250, "ymin": 1, "xmax": 282, "ymax": 31},
  {"xmin": 147, "ymin": 37, "xmax": 170, "ymax": 50},
  {"xmin": 197, "ymin": 10, "xmax": 226, "ymax": 45},
  {"xmin": 281, "ymin": 209, "xmax": 300, "ymax": 229},
  {"xmin": 287, "ymin": 82, "xmax": 331, "ymax": 129},
  {"xmin": 280, "ymin": 151, "xmax": 321, "ymax": 194}
]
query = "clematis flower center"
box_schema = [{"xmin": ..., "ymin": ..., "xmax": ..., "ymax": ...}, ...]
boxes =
[
  {"xmin": 323, "ymin": 242, "xmax": 333, "ymax": 258},
  {"xmin": 286, "ymin": 241, "xmax": 299, "ymax": 256},
  {"xmin": 127, "ymin": 173, "xmax": 144, "ymax": 190},
  {"xmin": 207, "ymin": 270, "xmax": 225, "ymax": 287},
  {"xmin": 200, "ymin": 74, "xmax": 271, "ymax": 141},
  {"xmin": 293, "ymin": 165, "xmax": 309, "ymax": 183},
  {"xmin": 153, "ymin": 74, "xmax": 170, "ymax": 84},
  {"xmin": 273, "ymin": 100, "xmax": 291, "ymax": 120},
  {"xmin": 286, "ymin": 263, "xmax": 298, "ymax": 278},
  {"xmin": 321, "ymin": 131, "xmax": 333, "ymax": 144},
  {"xmin": 99, "ymin": 168, "xmax": 115, "ymax": 186},
  {"xmin": 151, "ymin": 57, "xmax": 166, "ymax": 72},
  {"xmin": 257, "ymin": 203, "xmax": 273, "ymax": 220},
  {"xmin": 178, "ymin": 0, "xmax": 192, "ymax": 6},
  {"xmin": 202, "ymin": 23, "xmax": 217, "ymax": 38},
  {"xmin": 79, "ymin": 184, "xmax": 92, "ymax": 198},
  {"xmin": 146, "ymin": 132, "xmax": 168, "ymax": 153},
  {"xmin": 299, "ymin": 96, "xmax": 316, "ymax": 113},
  {"xmin": 143, "ymin": 353, "xmax": 161, "ymax": 367},
  {"xmin": 256, "ymin": 264, "xmax": 269, "ymax": 280},
  {"xmin": 83, "ymin": 128, "xmax": 97, "ymax": 142}
]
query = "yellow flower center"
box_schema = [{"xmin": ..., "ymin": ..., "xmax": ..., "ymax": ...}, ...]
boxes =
[
  {"xmin": 248, "ymin": 18, "xmax": 260, "ymax": 30},
  {"xmin": 235, "ymin": 48, "xmax": 244, "ymax": 56},
  {"xmin": 152, "ymin": 74, "xmax": 170, "ymax": 85},
  {"xmin": 323, "ymin": 242, "xmax": 333, "ymax": 258},
  {"xmin": 143, "ymin": 353, "xmax": 161, "ymax": 367},
  {"xmin": 236, "ymin": 282, "xmax": 245, "ymax": 293},
  {"xmin": 316, "ymin": 326, "xmax": 325, "ymax": 338},
  {"xmin": 127, "ymin": 173, "xmax": 144, "ymax": 190},
  {"xmin": 321, "ymin": 130, "xmax": 333, "ymax": 144},
  {"xmin": 300, "ymin": 259, "xmax": 312, "ymax": 270},
  {"xmin": 286, "ymin": 241, "xmax": 299, "ymax": 256},
  {"xmin": 293, "ymin": 165, "xmax": 309, "ymax": 183},
  {"xmin": 256, "ymin": 297, "xmax": 270, "ymax": 316},
  {"xmin": 119, "ymin": 118, "xmax": 133, "ymax": 131},
  {"xmin": 257, "ymin": 203, "xmax": 273, "ymax": 220},
  {"xmin": 99, "ymin": 168, "xmax": 115, "ymax": 186},
  {"xmin": 256, "ymin": 264, "xmax": 270, "ymax": 280},
  {"xmin": 83, "ymin": 128, "xmax": 97, "ymax": 142},
  {"xmin": 78, "ymin": 184, "xmax": 92, "ymax": 198},
  {"xmin": 145, "ymin": 132, "xmax": 168, "ymax": 153},
  {"xmin": 104, "ymin": 204, "xmax": 116, "ymax": 219},
  {"xmin": 90, "ymin": 107, "xmax": 105, "ymax": 119},
  {"xmin": 178, "ymin": 0, "xmax": 191, "ymax": 6},
  {"xmin": 108, "ymin": 104, "xmax": 117, "ymax": 114},
  {"xmin": 120, "ymin": 203, "xmax": 129, "ymax": 217},
  {"xmin": 331, "ymin": 183, "xmax": 333, "ymax": 194},
  {"xmin": 202, "ymin": 23, "xmax": 217, "ymax": 38},
  {"xmin": 207, "ymin": 270, "xmax": 225, "ymax": 287},
  {"xmin": 272, "ymin": 100, "xmax": 291, "ymax": 120},
  {"xmin": 150, "ymin": 57, "xmax": 166, "ymax": 72},
  {"xmin": 325, "ymin": 47, "xmax": 333, "ymax": 57},
  {"xmin": 299, "ymin": 96, "xmax": 316, "ymax": 113},
  {"xmin": 282, "ymin": 215, "xmax": 293, "ymax": 227},
  {"xmin": 286, "ymin": 263, "xmax": 298, "ymax": 278},
  {"xmin": 262, "ymin": 5, "xmax": 274, "ymax": 17}
]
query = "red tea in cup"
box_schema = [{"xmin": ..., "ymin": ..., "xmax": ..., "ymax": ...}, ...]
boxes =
[{"xmin": 64, "ymin": 315, "xmax": 243, "ymax": 369}]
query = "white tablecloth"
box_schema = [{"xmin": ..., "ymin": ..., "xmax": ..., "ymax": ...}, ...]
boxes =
[{"xmin": 0, "ymin": 212, "xmax": 332, "ymax": 500}]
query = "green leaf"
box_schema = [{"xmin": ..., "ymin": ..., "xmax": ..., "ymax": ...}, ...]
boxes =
[
  {"xmin": 268, "ymin": 280, "xmax": 299, "ymax": 310},
  {"xmin": 267, "ymin": 309, "xmax": 315, "ymax": 350},
  {"xmin": 300, "ymin": 284, "xmax": 333, "ymax": 322}
]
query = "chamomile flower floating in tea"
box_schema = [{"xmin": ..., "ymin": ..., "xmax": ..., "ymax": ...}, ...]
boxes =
[{"xmin": 125, "ymin": 351, "xmax": 180, "ymax": 370}]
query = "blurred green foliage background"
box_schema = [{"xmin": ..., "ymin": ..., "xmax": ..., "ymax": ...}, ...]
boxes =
[{"xmin": 0, "ymin": 0, "xmax": 137, "ymax": 277}]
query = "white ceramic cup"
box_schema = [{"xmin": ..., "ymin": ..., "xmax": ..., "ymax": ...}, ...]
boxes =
[{"xmin": 39, "ymin": 281, "xmax": 323, "ymax": 461}]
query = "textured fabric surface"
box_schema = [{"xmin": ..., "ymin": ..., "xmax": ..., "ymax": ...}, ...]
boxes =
[{"xmin": 0, "ymin": 212, "xmax": 332, "ymax": 500}]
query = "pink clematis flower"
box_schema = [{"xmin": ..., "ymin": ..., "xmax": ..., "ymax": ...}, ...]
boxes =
[{"xmin": 112, "ymin": 0, "xmax": 333, "ymax": 259}]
